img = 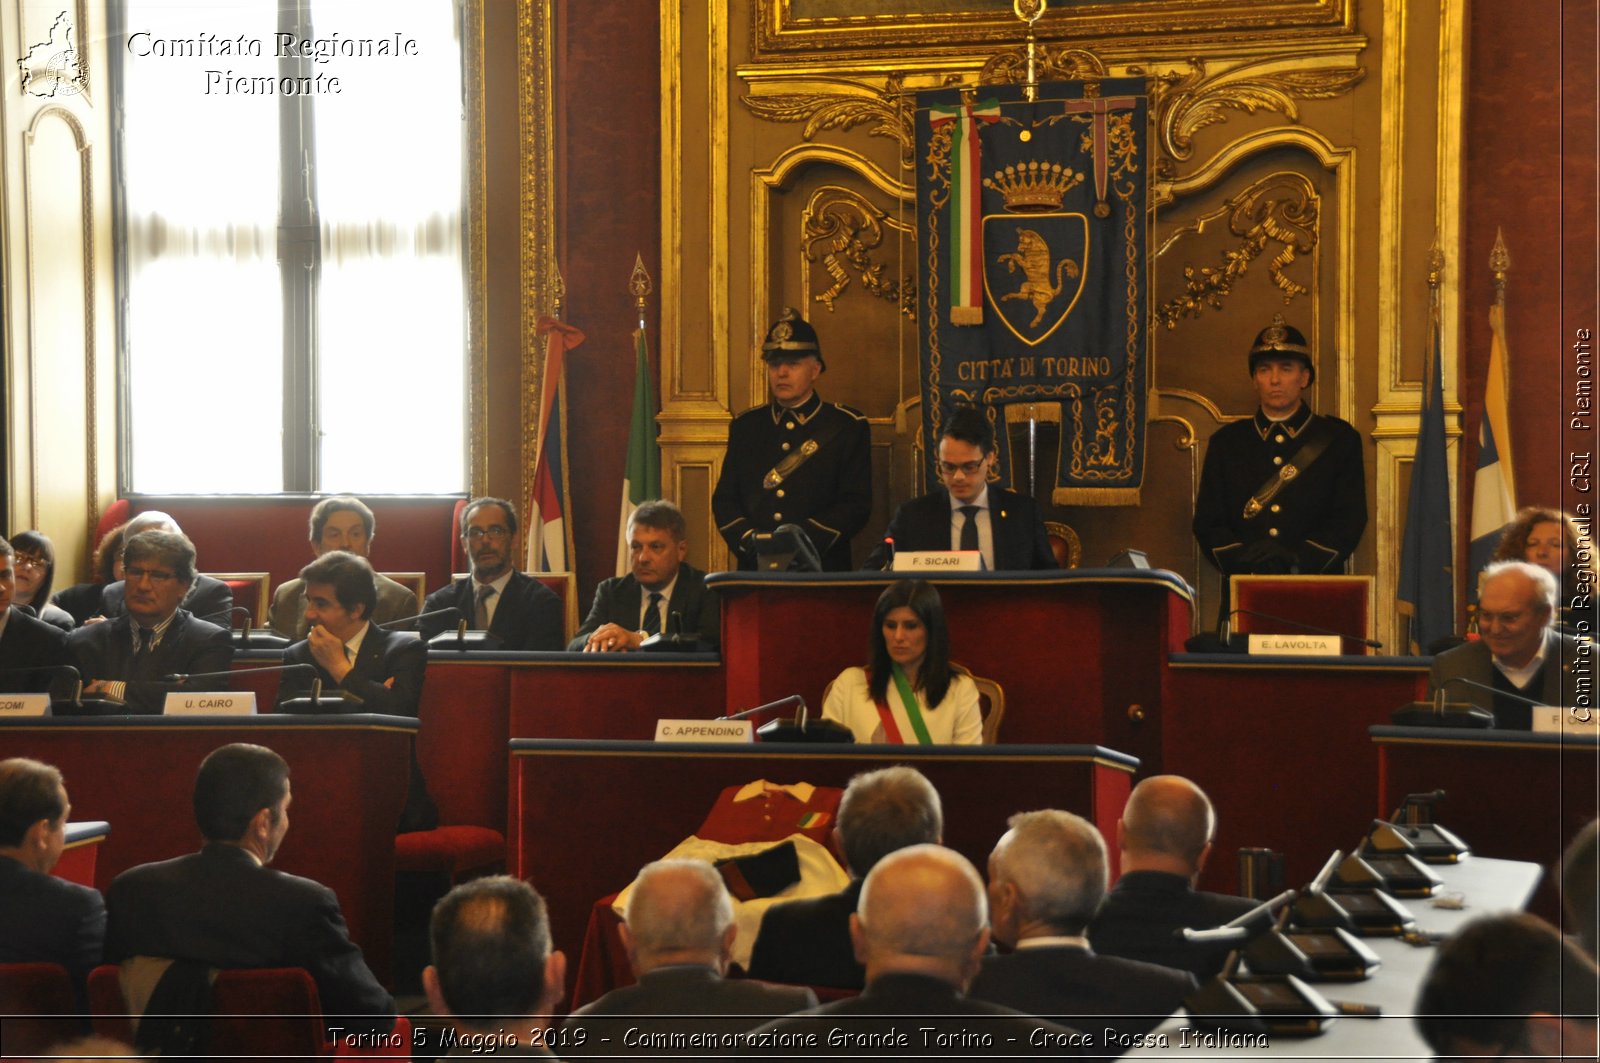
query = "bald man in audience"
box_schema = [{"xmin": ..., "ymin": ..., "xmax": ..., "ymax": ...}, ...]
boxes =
[
  {"xmin": 424, "ymin": 876, "xmax": 567, "ymax": 1057},
  {"xmin": 0, "ymin": 758, "xmax": 105, "ymax": 1003},
  {"xmin": 970, "ymin": 810, "xmax": 1194, "ymax": 1049},
  {"xmin": 1416, "ymin": 912, "xmax": 1599, "ymax": 1060},
  {"xmin": 748, "ymin": 765, "xmax": 942, "ymax": 990},
  {"xmin": 93, "ymin": 512, "xmax": 236, "ymax": 628},
  {"xmin": 563, "ymin": 860, "xmax": 814, "ymax": 1053},
  {"xmin": 751, "ymin": 845, "xmax": 1083, "ymax": 1054},
  {"xmin": 1088, "ymin": 775, "xmax": 1256, "ymax": 979}
]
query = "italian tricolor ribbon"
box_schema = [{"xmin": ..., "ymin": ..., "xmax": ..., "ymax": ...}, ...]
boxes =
[{"xmin": 929, "ymin": 98, "xmax": 1001, "ymax": 325}]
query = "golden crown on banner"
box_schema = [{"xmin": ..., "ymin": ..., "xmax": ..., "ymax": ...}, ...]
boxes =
[{"xmin": 982, "ymin": 161, "xmax": 1085, "ymax": 212}]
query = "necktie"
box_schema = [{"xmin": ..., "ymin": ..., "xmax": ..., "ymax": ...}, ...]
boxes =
[
  {"xmin": 959, "ymin": 505, "xmax": 981, "ymax": 552},
  {"xmin": 642, "ymin": 592, "xmax": 664, "ymax": 636},
  {"xmin": 131, "ymin": 627, "xmax": 157, "ymax": 682},
  {"xmin": 474, "ymin": 585, "xmax": 496, "ymax": 630}
]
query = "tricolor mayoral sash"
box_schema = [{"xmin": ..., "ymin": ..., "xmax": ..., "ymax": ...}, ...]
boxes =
[{"xmin": 915, "ymin": 80, "xmax": 1151, "ymax": 504}]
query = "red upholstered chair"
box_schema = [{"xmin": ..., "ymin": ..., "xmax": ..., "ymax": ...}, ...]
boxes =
[
  {"xmin": 207, "ymin": 572, "xmax": 272, "ymax": 629},
  {"xmin": 395, "ymin": 823, "xmax": 505, "ymax": 883},
  {"xmin": 380, "ymin": 572, "xmax": 427, "ymax": 614},
  {"xmin": 449, "ymin": 499, "xmax": 469, "ymax": 574},
  {"xmin": 0, "ymin": 962, "xmax": 80, "ymax": 1057},
  {"xmin": 93, "ymin": 498, "xmax": 133, "ymax": 556},
  {"xmin": 86, "ymin": 964, "xmax": 134, "ymax": 1044},
  {"xmin": 1230, "ymin": 575, "xmax": 1375, "ymax": 656}
]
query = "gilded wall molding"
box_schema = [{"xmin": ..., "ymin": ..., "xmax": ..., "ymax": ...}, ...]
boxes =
[
  {"xmin": 464, "ymin": 0, "xmax": 488, "ymax": 495},
  {"xmin": 518, "ymin": 0, "xmax": 558, "ymax": 515},
  {"xmin": 800, "ymin": 185, "xmax": 915, "ymax": 318}
]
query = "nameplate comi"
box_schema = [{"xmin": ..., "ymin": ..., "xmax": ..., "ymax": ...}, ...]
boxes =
[
  {"xmin": 163, "ymin": 692, "xmax": 257, "ymax": 716},
  {"xmin": 1247, "ymin": 633, "xmax": 1341, "ymax": 657},
  {"xmin": 654, "ymin": 719, "xmax": 753, "ymax": 744},
  {"xmin": 894, "ymin": 551, "xmax": 982, "ymax": 572},
  {"xmin": 0, "ymin": 694, "xmax": 50, "ymax": 716},
  {"xmin": 1533, "ymin": 707, "xmax": 1599, "ymax": 735}
]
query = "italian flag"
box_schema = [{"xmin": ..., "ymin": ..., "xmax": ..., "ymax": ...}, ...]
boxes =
[{"xmin": 930, "ymin": 98, "xmax": 1001, "ymax": 325}]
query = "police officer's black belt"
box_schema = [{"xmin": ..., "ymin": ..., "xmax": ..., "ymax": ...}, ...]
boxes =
[
  {"xmin": 1242, "ymin": 416, "xmax": 1336, "ymax": 520},
  {"xmin": 763, "ymin": 416, "xmax": 847, "ymax": 490}
]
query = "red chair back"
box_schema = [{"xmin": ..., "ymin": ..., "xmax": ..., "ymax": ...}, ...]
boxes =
[{"xmin": 0, "ymin": 962, "xmax": 79, "ymax": 1057}]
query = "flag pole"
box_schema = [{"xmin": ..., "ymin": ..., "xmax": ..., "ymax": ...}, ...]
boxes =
[
  {"xmin": 1490, "ymin": 227, "xmax": 1510, "ymax": 394},
  {"xmin": 618, "ymin": 255, "xmax": 660, "ymax": 576}
]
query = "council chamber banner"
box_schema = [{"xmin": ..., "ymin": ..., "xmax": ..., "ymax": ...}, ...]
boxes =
[{"xmin": 915, "ymin": 79, "xmax": 1151, "ymax": 504}]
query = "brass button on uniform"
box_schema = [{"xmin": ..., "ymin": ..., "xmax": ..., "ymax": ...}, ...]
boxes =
[
  {"xmin": 784, "ymin": 421, "xmax": 795, "ymax": 431},
  {"xmin": 1268, "ymin": 528, "xmax": 1280, "ymax": 537},
  {"xmin": 774, "ymin": 512, "xmax": 783, "ymax": 520},
  {"xmin": 781, "ymin": 442, "xmax": 791, "ymax": 451},
  {"xmin": 1270, "ymin": 504, "xmax": 1281, "ymax": 513},
  {"xmin": 1273, "ymin": 456, "xmax": 1284, "ymax": 466},
  {"xmin": 1274, "ymin": 434, "xmax": 1285, "ymax": 443},
  {"xmin": 776, "ymin": 489, "xmax": 786, "ymax": 498}
]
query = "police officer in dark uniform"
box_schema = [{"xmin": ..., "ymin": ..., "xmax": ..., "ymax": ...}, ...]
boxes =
[
  {"xmin": 1193, "ymin": 314, "xmax": 1367, "ymax": 577},
  {"xmin": 712, "ymin": 308, "xmax": 872, "ymax": 571}
]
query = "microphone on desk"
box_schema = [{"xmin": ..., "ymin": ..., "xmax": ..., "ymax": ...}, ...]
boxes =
[
  {"xmin": 227, "ymin": 606, "xmax": 291, "ymax": 649},
  {"xmin": 719, "ymin": 694, "xmax": 806, "ymax": 723},
  {"xmin": 1389, "ymin": 675, "xmax": 1521, "ymax": 729},
  {"xmin": 1179, "ymin": 888, "xmax": 1298, "ymax": 944},
  {"xmin": 380, "ymin": 607, "xmax": 461, "ymax": 631},
  {"xmin": 879, "ymin": 536, "xmax": 895, "ymax": 572},
  {"xmin": 162, "ymin": 663, "xmax": 319, "ymax": 684},
  {"xmin": 0, "ymin": 664, "xmax": 84, "ymax": 706},
  {"xmin": 1230, "ymin": 609, "xmax": 1383, "ymax": 650}
]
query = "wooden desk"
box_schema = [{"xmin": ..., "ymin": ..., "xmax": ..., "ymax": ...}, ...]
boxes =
[
  {"xmin": 1162, "ymin": 654, "xmax": 1430, "ymax": 894},
  {"xmin": 53, "ymin": 820, "xmax": 110, "ymax": 887},
  {"xmin": 710, "ymin": 570, "xmax": 1192, "ymax": 762},
  {"xmin": 508, "ymin": 739, "xmax": 1140, "ymax": 982},
  {"xmin": 1373, "ymin": 724, "xmax": 1599, "ymax": 917},
  {"xmin": 0, "ymin": 713, "xmax": 416, "ymax": 983}
]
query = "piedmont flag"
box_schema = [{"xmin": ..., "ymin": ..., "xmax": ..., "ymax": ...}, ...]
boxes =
[
  {"xmin": 1467, "ymin": 301, "xmax": 1518, "ymax": 602},
  {"xmin": 926, "ymin": 97, "xmax": 1001, "ymax": 325},
  {"xmin": 616, "ymin": 326, "xmax": 661, "ymax": 576},
  {"xmin": 1397, "ymin": 307, "xmax": 1455, "ymax": 654},
  {"xmin": 528, "ymin": 318, "xmax": 584, "ymax": 573}
]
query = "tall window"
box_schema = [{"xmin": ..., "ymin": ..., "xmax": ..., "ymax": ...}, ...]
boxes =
[{"xmin": 116, "ymin": 0, "xmax": 466, "ymax": 494}]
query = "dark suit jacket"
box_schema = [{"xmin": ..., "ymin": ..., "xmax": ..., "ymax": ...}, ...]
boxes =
[
  {"xmin": 862, "ymin": 488, "xmax": 1057, "ymax": 571},
  {"xmin": 746, "ymin": 879, "xmax": 863, "ymax": 990},
  {"xmin": 65, "ymin": 610, "xmax": 234, "ymax": 714},
  {"xmin": 99, "ymin": 574, "xmax": 237, "ymax": 629},
  {"xmin": 564, "ymin": 965, "xmax": 815, "ymax": 1053},
  {"xmin": 567, "ymin": 563, "xmax": 721, "ymax": 651},
  {"xmin": 1088, "ymin": 870, "xmax": 1258, "ymax": 980},
  {"xmin": 419, "ymin": 571, "xmax": 564, "ymax": 651},
  {"xmin": 751, "ymin": 971, "xmax": 1084, "ymax": 1056},
  {"xmin": 1430, "ymin": 632, "xmax": 1582, "ymax": 729},
  {"xmin": 968, "ymin": 943, "xmax": 1196, "ymax": 1046},
  {"xmin": 277, "ymin": 625, "xmax": 437, "ymax": 832},
  {"xmin": 0, "ymin": 605, "xmax": 74, "ymax": 694},
  {"xmin": 0, "ymin": 854, "xmax": 106, "ymax": 1004},
  {"xmin": 105, "ymin": 843, "xmax": 394, "ymax": 1034},
  {"xmin": 52, "ymin": 582, "xmax": 108, "ymax": 627}
]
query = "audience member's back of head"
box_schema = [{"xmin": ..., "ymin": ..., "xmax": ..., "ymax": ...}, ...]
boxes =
[
  {"xmin": 990, "ymin": 809, "xmax": 1108, "ymax": 936},
  {"xmin": 0, "ymin": 757, "xmax": 66, "ymax": 847},
  {"xmin": 1121, "ymin": 774, "xmax": 1215, "ymax": 867},
  {"xmin": 429, "ymin": 876, "xmax": 553, "ymax": 1031},
  {"xmin": 856, "ymin": 844, "xmax": 987, "ymax": 972},
  {"xmin": 836, "ymin": 766, "xmax": 942, "ymax": 878},
  {"xmin": 1565, "ymin": 820, "xmax": 1600, "ymax": 961},
  {"xmin": 623, "ymin": 859, "xmax": 734, "ymax": 964},
  {"xmin": 193, "ymin": 744, "xmax": 289, "ymax": 843},
  {"xmin": 1416, "ymin": 912, "xmax": 1599, "ymax": 1059}
]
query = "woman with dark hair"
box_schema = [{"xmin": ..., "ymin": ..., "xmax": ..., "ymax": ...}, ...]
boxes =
[
  {"xmin": 1491, "ymin": 507, "xmax": 1594, "ymax": 632},
  {"xmin": 51, "ymin": 522, "xmax": 128, "ymax": 626},
  {"xmin": 821, "ymin": 578, "xmax": 982, "ymax": 744},
  {"xmin": 9, "ymin": 530, "xmax": 74, "ymax": 631}
]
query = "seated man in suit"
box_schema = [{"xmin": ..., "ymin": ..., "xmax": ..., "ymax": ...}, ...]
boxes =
[
  {"xmin": 105, "ymin": 743, "xmax": 395, "ymax": 1035},
  {"xmin": 970, "ymin": 810, "xmax": 1196, "ymax": 1048},
  {"xmin": 1431, "ymin": 560, "xmax": 1581, "ymax": 728},
  {"xmin": 747, "ymin": 765, "xmax": 942, "ymax": 990},
  {"xmin": 418, "ymin": 497, "xmax": 564, "ymax": 650},
  {"xmin": 93, "ymin": 512, "xmax": 235, "ymax": 628},
  {"xmin": 751, "ymin": 845, "xmax": 1079, "ymax": 1052},
  {"xmin": 1089, "ymin": 775, "xmax": 1256, "ymax": 979},
  {"xmin": 0, "ymin": 536, "xmax": 74, "ymax": 694},
  {"xmin": 1416, "ymin": 912, "xmax": 1599, "ymax": 1059},
  {"xmin": 275, "ymin": 551, "xmax": 437, "ymax": 833},
  {"xmin": 423, "ymin": 875, "xmax": 567, "ymax": 1054},
  {"xmin": 0, "ymin": 758, "xmax": 106, "ymax": 1003},
  {"xmin": 67, "ymin": 531, "xmax": 234, "ymax": 714},
  {"xmin": 863, "ymin": 405, "xmax": 1056, "ymax": 571},
  {"xmin": 571, "ymin": 500, "xmax": 720, "ymax": 652},
  {"xmin": 269, "ymin": 496, "xmax": 419, "ymax": 638},
  {"xmin": 565, "ymin": 860, "xmax": 815, "ymax": 1049}
]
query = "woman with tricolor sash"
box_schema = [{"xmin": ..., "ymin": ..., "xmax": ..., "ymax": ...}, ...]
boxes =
[{"xmin": 821, "ymin": 579, "xmax": 982, "ymax": 745}]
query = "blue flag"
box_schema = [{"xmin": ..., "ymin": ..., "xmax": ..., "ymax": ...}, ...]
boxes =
[{"xmin": 1397, "ymin": 310, "xmax": 1455, "ymax": 653}]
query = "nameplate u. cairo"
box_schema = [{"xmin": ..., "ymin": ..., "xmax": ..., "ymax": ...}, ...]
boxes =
[
  {"xmin": 163, "ymin": 692, "xmax": 258, "ymax": 716},
  {"xmin": 655, "ymin": 719, "xmax": 753, "ymax": 744}
]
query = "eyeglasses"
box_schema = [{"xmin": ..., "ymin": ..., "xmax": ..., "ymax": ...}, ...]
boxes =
[
  {"xmin": 937, "ymin": 460, "xmax": 989, "ymax": 477},
  {"xmin": 125, "ymin": 566, "xmax": 177, "ymax": 584},
  {"xmin": 13, "ymin": 555, "xmax": 46, "ymax": 572},
  {"xmin": 465, "ymin": 526, "xmax": 510, "ymax": 543}
]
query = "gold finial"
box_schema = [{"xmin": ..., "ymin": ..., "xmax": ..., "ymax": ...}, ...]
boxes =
[
  {"xmin": 1013, "ymin": 0, "xmax": 1046, "ymax": 102},
  {"xmin": 1014, "ymin": 0, "xmax": 1046, "ymax": 24},
  {"xmin": 630, "ymin": 253, "xmax": 654, "ymax": 328},
  {"xmin": 1490, "ymin": 226, "xmax": 1511, "ymax": 295},
  {"xmin": 1426, "ymin": 235, "xmax": 1444, "ymax": 290}
]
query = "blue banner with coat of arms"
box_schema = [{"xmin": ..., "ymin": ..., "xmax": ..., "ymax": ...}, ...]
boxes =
[{"xmin": 915, "ymin": 79, "xmax": 1151, "ymax": 504}]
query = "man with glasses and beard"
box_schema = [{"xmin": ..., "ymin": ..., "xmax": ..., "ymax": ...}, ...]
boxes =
[{"xmin": 418, "ymin": 498, "xmax": 564, "ymax": 650}]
